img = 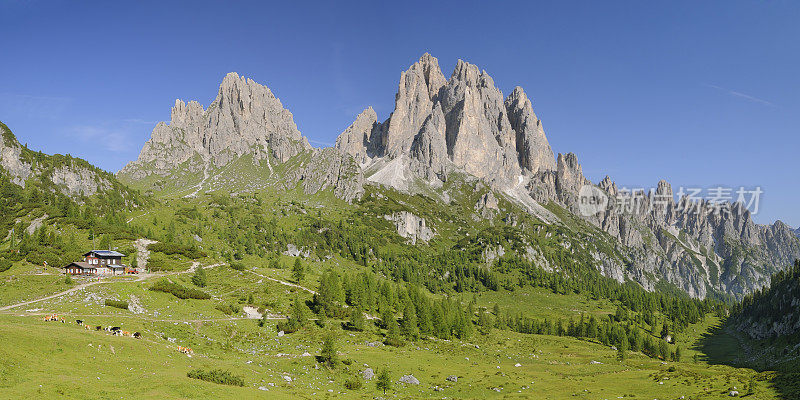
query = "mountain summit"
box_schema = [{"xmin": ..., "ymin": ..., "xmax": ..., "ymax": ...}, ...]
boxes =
[
  {"xmin": 336, "ymin": 53, "xmax": 556, "ymax": 189},
  {"xmin": 119, "ymin": 72, "xmax": 311, "ymax": 181}
]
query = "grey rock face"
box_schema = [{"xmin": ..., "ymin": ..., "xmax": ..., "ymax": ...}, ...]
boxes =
[
  {"xmin": 284, "ymin": 148, "xmax": 365, "ymax": 202},
  {"xmin": 0, "ymin": 123, "xmax": 117, "ymax": 198},
  {"xmin": 383, "ymin": 211, "xmax": 435, "ymax": 244},
  {"xmin": 542, "ymin": 151, "xmax": 800, "ymax": 298},
  {"xmin": 335, "ymin": 53, "xmax": 557, "ymax": 190},
  {"xmin": 505, "ymin": 87, "xmax": 557, "ymax": 174},
  {"xmin": 119, "ymin": 72, "xmax": 311, "ymax": 180},
  {"xmin": 335, "ymin": 107, "xmax": 379, "ymax": 164}
]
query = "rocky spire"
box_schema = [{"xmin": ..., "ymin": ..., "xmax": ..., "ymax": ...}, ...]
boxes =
[
  {"xmin": 384, "ymin": 53, "xmax": 446, "ymax": 157},
  {"xmin": 505, "ymin": 87, "xmax": 556, "ymax": 174},
  {"xmin": 335, "ymin": 106, "xmax": 378, "ymax": 164}
]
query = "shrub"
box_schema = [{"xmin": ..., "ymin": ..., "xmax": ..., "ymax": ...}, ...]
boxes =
[
  {"xmin": 104, "ymin": 299, "xmax": 129, "ymax": 310},
  {"xmin": 215, "ymin": 303, "xmax": 241, "ymax": 315},
  {"xmin": 191, "ymin": 267, "xmax": 207, "ymax": 287},
  {"xmin": 186, "ymin": 369, "xmax": 244, "ymax": 387},
  {"xmin": 0, "ymin": 258, "xmax": 12, "ymax": 272},
  {"xmin": 229, "ymin": 262, "xmax": 246, "ymax": 271},
  {"xmin": 149, "ymin": 278, "xmax": 210, "ymax": 299},
  {"xmin": 344, "ymin": 375, "xmax": 363, "ymax": 390},
  {"xmin": 148, "ymin": 242, "xmax": 206, "ymax": 259}
]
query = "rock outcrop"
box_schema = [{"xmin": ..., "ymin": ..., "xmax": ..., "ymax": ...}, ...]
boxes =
[
  {"xmin": 535, "ymin": 151, "xmax": 800, "ymax": 298},
  {"xmin": 0, "ymin": 122, "xmax": 128, "ymax": 199},
  {"xmin": 333, "ymin": 53, "xmax": 800, "ymax": 298},
  {"xmin": 384, "ymin": 211, "xmax": 435, "ymax": 244}
]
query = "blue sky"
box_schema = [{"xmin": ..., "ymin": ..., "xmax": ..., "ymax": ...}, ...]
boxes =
[{"xmin": 0, "ymin": 1, "xmax": 798, "ymax": 227}]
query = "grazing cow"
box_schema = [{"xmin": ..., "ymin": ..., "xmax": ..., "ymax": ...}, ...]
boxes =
[
  {"xmin": 85, "ymin": 324, "xmax": 92, "ymax": 330},
  {"xmin": 132, "ymin": 332, "xmax": 141, "ymax": 339},
  {"xmin": 177, "ymin": 346, "xmax": 193, "ymax": 355},
  {"xmin": 122, "ymin": 331, "xmax": 130, "ymax": 337},
  {"xmin": 76, "ymin": 320, "xmax": 83, "ymax": 325},
  {"xmin": 96, "ymin": 326, "xmax": 103, "ymax": 331}
]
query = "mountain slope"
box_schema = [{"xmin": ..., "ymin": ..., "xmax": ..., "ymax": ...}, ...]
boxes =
[
  {"xmin": 117, "ymin": 55, "xmax": 800, "ymax": 300},
  {"xmin": 723, "ymin": 260, "xmax": 800, "ymax": 370},
  {"xmin": 0, "ymin": 121, "xmax": 138, "ymax": 202}
]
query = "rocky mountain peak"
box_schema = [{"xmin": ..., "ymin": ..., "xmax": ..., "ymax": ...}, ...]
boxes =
[
  {"xmin": 120, "ymin": 72, "xmax": 311, "ymax": 180},
  {"xmin": 341, "ymin": 54, "xmax": 557, "ymax": 191},
  {"xmin": 505, "ymin": 86, "xmax": 556, "ymax": 174},
  {"xmin": 335, "ymin": 106, "xmax": 379, "ymax": 164}
]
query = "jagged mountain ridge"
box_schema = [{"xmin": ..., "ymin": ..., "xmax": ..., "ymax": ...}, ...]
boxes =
[
  {"xmin": 336, "ymin": 53, "xmax": 555, "ymax": 190},
  {"xmin": 117, "ymin": 54, "xmax": 800, "ymax": 299},
  {"xmin": 0, "ymin": 121, "xmax": 137, "ymax": 202},
  {"xmin": 334, "ymin": 54, "xmax": 800, "ymax": 299}
]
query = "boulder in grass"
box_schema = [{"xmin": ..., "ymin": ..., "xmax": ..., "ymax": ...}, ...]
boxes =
[
  {"xmin": 446, "ymin": 375, "xmax": 458, "ymax": 382},
  {"xmin": 399, "ymin": 375, "xmax": 419, "ymax": 385},
  {"xmin": 362, "ymin": 368, "xmax": 374, "ymax": 380}
]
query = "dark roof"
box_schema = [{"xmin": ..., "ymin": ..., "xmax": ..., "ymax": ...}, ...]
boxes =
[
  {"xmin": 83, "ymin": 250, "xmax": 125, "ymax": 257},
  {"xmin": 63, "ymin": 262, "xmax": 95, "ymax": 269}
]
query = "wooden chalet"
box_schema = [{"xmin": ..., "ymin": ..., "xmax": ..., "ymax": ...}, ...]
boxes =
[{"xmin": 63, "ymin": 250, "xmax": 130, "ymax": 276}]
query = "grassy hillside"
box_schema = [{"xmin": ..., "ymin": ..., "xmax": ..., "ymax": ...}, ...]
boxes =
[{"xmin": 1, "ymin": 137, "xmax": 796, "ymax": 398}]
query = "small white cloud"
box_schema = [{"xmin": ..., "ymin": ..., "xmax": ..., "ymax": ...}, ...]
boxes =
[
  {"xmin": 703, "ymin": 84, "xmax": 775, "ymax": 107},
  {"xmin": 307, "ymin": 138, "xmax": 334, "ymax": 147},
  {"xmin": 69, "ymin": 125, "xmax": 133, "ymax": 153}
]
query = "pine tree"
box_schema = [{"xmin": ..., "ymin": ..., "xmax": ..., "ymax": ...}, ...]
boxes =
[
  {"xmin": 376, "ymin": 367, "xmax": 392, "ymax": 394},
  {"xmin": 191, "ymin": 266, "xmax": 207, "ymax": 287},
  {"xmin": 320, "ymin": 331, "xmax": 338, "ymax": 369},
  {"xmin": 617, "ymin": 334, "xmax": 628, "ymax": 361},
  {"xmin": 292, "ymin": 258, "xmax": 304, "ymax": 283},
  {"xmin": 385, "ymin": 316, "xmax": 403, "ymax": 347},
  {"xmin": 287, "ymin": 297, "xmax": 308, "ymax": 331},
  {"xmin": 349, "ymin": 306, "xmax": 366, "ymax": 331},
  {"xmin": 400, "ymin": 302, "xmax": 419, "ymax": 340}
]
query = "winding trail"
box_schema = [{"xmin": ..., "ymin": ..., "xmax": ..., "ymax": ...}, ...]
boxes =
[
  {"xmin": 245, "ymin": 269, "xmax": 317, "ymax": 295},
  {"xmin": 184, "ymin": 163, "xmax": 210, "ymax": 198},
  {"xmin": 0, "ymin": 263, "xmax": 223, "ymax": 312},
  {"xmin": 0, "ymin": 280, "xmax": 106, "ymax": 311}
]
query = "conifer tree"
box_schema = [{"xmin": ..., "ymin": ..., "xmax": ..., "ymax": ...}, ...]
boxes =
[
  {"xmin": 292, "ymin": 258, "xmax": 304, "ymax": 283},
  {"xmin": 376, "ymin": 367, "xmax": 391, "ymax": 394},
  {"xmin": 320, "ymin": 331, "xmax": 338, "ymax": 369},
  {"xmin": 349, "ymin": 306, "xmax": 366, "ymax": 331},
  {"xmin": 400, "ymin": 302, "xmax": 419, "ymax": 340}
]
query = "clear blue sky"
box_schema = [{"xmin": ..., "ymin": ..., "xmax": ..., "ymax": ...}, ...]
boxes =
[{"xmin": 1, "ymin": 1, "xmax": 798, "ymax": 227}]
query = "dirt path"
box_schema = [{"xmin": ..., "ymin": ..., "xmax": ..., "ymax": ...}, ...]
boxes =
[
  {"xmin": 126, "ymin": 211, "xmax": 149, "ymax": 224},
  {"xmin": 184, "ymin": 163, "xmax": 210, "ymax": 198},
  {"xmin": 134, "ymin": 238, "xmax": 158, "ymax": 271},
  {"xmin": 0, "ymin": 280, "xmax": 105, "ymax": 311},
  {"xmin": 26, "ymin": 213, "xmax": 48, "ymax": 234},
  {"xmin": 0, "ymin": 263, "xmax": 223, "ymax": 312},
  {"xmin": 246, "ymin": 269, "xmax": 317, "ymax": 295}
]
